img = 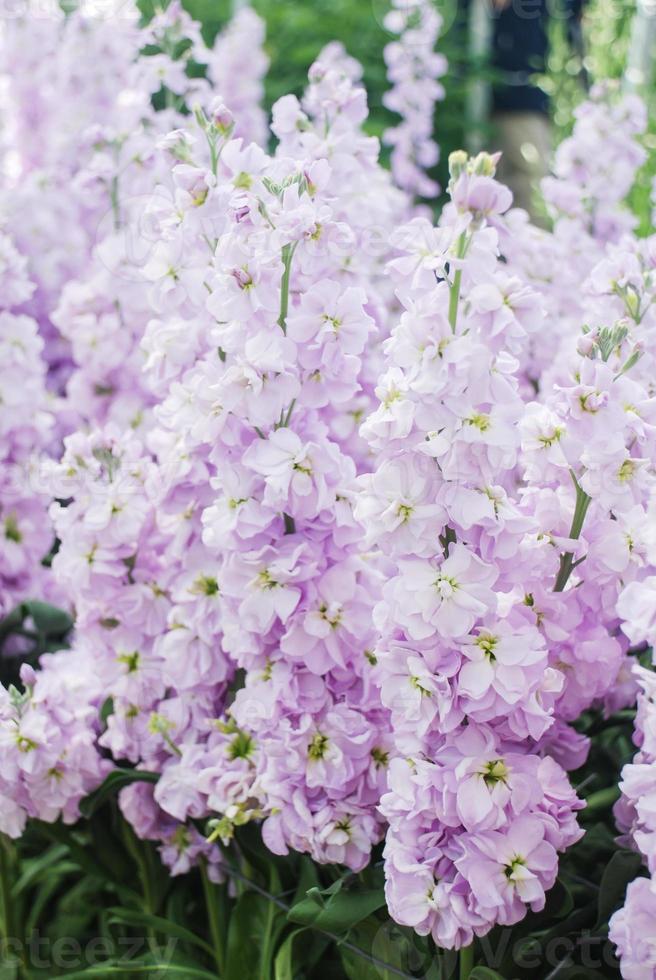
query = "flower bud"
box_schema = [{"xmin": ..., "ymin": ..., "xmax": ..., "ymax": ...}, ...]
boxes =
[
  {"xmin": 471, "ymin": 151, "xmax": 500, "ymax": 177},
  {"xmin": 448, "ymin": 150, "xmax": 468, "ymax": 181},
  {"xmin": 209, "ymin": 99, "xmax": 234, "ymax": 134},
  {"xmin": 624, "ymin": 287, "xmax": 641, "ymax": 320},
  {"xmin": 576, "ymin": 332, "xmax": 596, "ymax": 357},
  {"xmin": 19, "ymin": 664, "xmax": 36, "ymax": 688}
]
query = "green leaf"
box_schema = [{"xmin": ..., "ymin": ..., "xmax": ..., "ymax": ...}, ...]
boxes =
[
  {"xmin": 79, "ymin": 768, "xmax": 159, "ymax": 818},
  {"xmin": 25, "ymin": 865, "xmax": 77, "ymax": 935},
  {"xmin": 88, "ymin": 810, "xmax": 134, "ymax": 883},
  {"xmin": 53, "ymin": 963, "xmax": 218, "ymax": 979},
  {"xmin": 100, "ymin": 696, "xmax": 115, "ymax": 727},
  {"xmin": 260, "ymin": 864, "xmax": 283, "ymax": 973},
  {"xmin": 548, "ymin": 876, "xmax": 575, "ymax": 920},
  {"xmin": 279, "ymin": 921, "xmax": 331, "ymax": 976},
  {"xmin": 339, "ymin": 950, "xmax": 381, "ymax": 980},
  {"xmin": 287, "ymin": 885, "xmax": 386, "ymax": 934},
  {"xmin": 292, "ymin": 856, "xmax": 320, "ymax": 904},
  {"xmin": 580, "ymin": 786, "xmax": 621, "ymax": 818},
  {"xmin": 339, "ymin": 918, "xmax": 419, "ymax": 980},
  {"xmin": 224, "ymin": 891, "xmax": 285, "ymax": 980},
  {"xmin": 536, "ymin": 902, "xmax": 597, "ymax": 945},
  {"xmin": 33, "ymin": 822, "xmax": 139, "ymax": 905},
  {"xmin": 49, "ymin": 875, "xmax": 109, "ymax": 938},
  {"xmin": 12, "ymin": 844, "xmax": 69, "ymax": 896},
  {"xmin": 470, "ymin": 969, "xmax": 506, "ymax": 980},
  {"xmin": 0, "ymin": 605, "xmax": 24, "ymax": 637},
  {"xmin": 22, "ymin": 600, "xmax": 73, "ymax": 635},
  {"xmin": 107, "ymin": 907, "xmax": 215, "ymax": 958},
  {"xmin": 274, "ymin": 928, "xmax": 305, "ymax": 980},
  {"xmin": 595, "ymin": 849, "xmax": 644, "ymax": 928}
]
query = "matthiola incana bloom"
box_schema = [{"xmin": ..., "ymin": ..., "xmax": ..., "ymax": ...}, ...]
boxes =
[
  {"xmin": 609, "ymin": 876, "xmax": 656, "ymax": 978},
  {"xmin": 382, "ymin": 0, "xmax": 446, "ymax": 198},
  {"xmin": 202, "ymin": 6, "xmax": 269, "ymax": 147},
  {"xmin": 2, "ymin": 6, "xmax": 656, "ymax": 966},
  {"xmin": 355, "ymin": 147, "xmax": 654, "ymax": 949},
  {"xmin": 611, "ymin": 518, "xmax": 656, "ymax": 975},
  {"xmin": 609, "ymin": 661, "xmax": 656, "ymax": 977},
  {"xmin": 362, "ymin": 112, "xmax": 656, "ymax": 956},
  {"xmin": 0, "ymin": 659, "xmax": 109, "ymax": 838},
  {"xmin": 0, "ymin": 0, "xmax": 270, "ymax": 404},
  {"xmin": 502, "ymin": 85, "xmax": 647, "ymax": 395},
  {"xmin": 0, "ymin": 40, "xmax": 410, "ymax": 878},
  {"xmin": 0, "ymin": 233, "xmax": 57, "ymax": 621},
  {"xmin": 0, "ymin": 3, "xmax": 148, "ymax": 387}
]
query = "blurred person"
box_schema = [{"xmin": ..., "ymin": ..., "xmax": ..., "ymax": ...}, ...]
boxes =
[
  {"xmin": 624, "ymin": 0, "xmax": 656, "ymax": 91},
  {"xmin": 465, "ymin": 0, "xmax": 587, "ymax": 219}
]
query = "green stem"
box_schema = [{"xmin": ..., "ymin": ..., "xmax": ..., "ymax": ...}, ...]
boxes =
[
  {"xmin": 200, "ymin": 859, "xmax": 225, "ymax": 976},
  {"xmin": 163, "ymin": 732, "xmax": 183, "ymax": 757},
  {"xmin": 211, "ymin": 853, "xmax": 415, "ymax": 979},
  {"xmin": 439, "ymin": 525, "xmax": 457, "ymax": 558},
  {"xmin": 279, "ymin": 398, "xmax": 296, "ymax": 429},
  {"xmin": 110, "ymin": 174, "xmax": 120, "ymax": 231},
  {"xmin": 0, "ymin": 835, "xmax": 13, "ymax": 943},
  {"xmin": 121, "ymin": 824, "xmax": 156, "ymax": 923},
  {"xmin": 209, "ymin": 138, "xmax": 218, "ymax": 178},
  {"xmin": 582, "ymin": 785, "xmax": 621, "ymax": 815},
  {"xmin": 448, "ymin": 232, "xmax": 469, "ymax": 332},
  {"xmin": 207, "ymin": 128, "xmax": 231, "ymax": 179},
  {"xmin": 0, "ymin": 835, "xmax": 27, "ymax": 978},
  {"xmin": 278, "ymin": 242, "xmax": 298, "ymax": 333},
  {"xmin": 259, "ymin": 891, "xmax": 276, "ymax": 979},
  {"xmin": 554, "ymin": 471, "xmax": 592, "ymax": 593},
  {"xmin": 459, "ymin": 942, "xmax": 475, "ymax": 979}
]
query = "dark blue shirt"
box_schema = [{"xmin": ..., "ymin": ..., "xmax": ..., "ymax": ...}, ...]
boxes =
[{"xmin": 482, "ymin": 0, "xmax": 585, "ymax": 114}]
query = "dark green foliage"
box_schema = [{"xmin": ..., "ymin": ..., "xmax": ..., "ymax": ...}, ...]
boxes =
[{"xmin": 0, "ymin": 600, "xmax": 73, "ymax": 688}]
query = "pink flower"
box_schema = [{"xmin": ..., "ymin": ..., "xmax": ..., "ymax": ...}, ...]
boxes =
[
  {"xmin": 244, "ymin": 429, "xmax": 344, "ymax": 520},
  {"xmin": 610, "ymin": 878, "xmax": 656, "ymax": 979},
  {"xmin": 619, "ymin": 577, "xmax": 656, "ymax": 648},
  {"xmin": 387, "ymin": 545, "xmax": 497, "ymax": 641},
  {"xmin": 456, "ymin": 817, "xmax": 558, "ymax": 922}
]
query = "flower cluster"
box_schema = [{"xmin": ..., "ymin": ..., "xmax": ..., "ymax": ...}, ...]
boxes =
[
  {"xmin": 0, "ymin": 4, "xmax": 147, "ymax": 386},
  {"xmin": 43, "ymin": 422, "xmax": 229, "ymax": 877},
  {"xmin": 502, "ymin": 85, "xmax": 647, "ymax": 393},
  {"xmin": 0, "ymin": 656, "xmax": 108, "ymax": 839},
  {"xmin": 610, "ymin": 875, "xmax": 656, "ymax": 978},
  {"xmin": 356, "ymin": 152, "xmax": 592, "ymax": 947},
  {"xmin": 136, "ymin": 46, "xmax": 409, "ymax": 871},
  {"xmin": 0, "ymin": 0, "xmax": 270, "ymax": 405},
  {"xmin": 0, "ymin": 0, "xmax": 272, "ymax": 872},
  {"xmin": 541, "ymin": 83, "xmax": 646, "ymax": 242},
  {"xmin": 202, "ymin": 6, "xmax": 269, "ymax": 147},
  {"xmin": 0, "ymin": 36, "xmax": 410, "ymax": 879},
  {"xmin": 609, "ymin": 665, "xmax": 656, "ymax": 977},
  {"xmin": 610, "ymin": 495, "xmax": 656, "ymax": 974},
  {"xmin": 1, "ymin": 3, "xmax": 655, "ymax": 962},
  {"xmin": 0, "ymin": 233, "xmax": 56, "ymax": 621},
  {"xmin": 382, "ymin": 0, "xmax": 446, "ymax": 198}
]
